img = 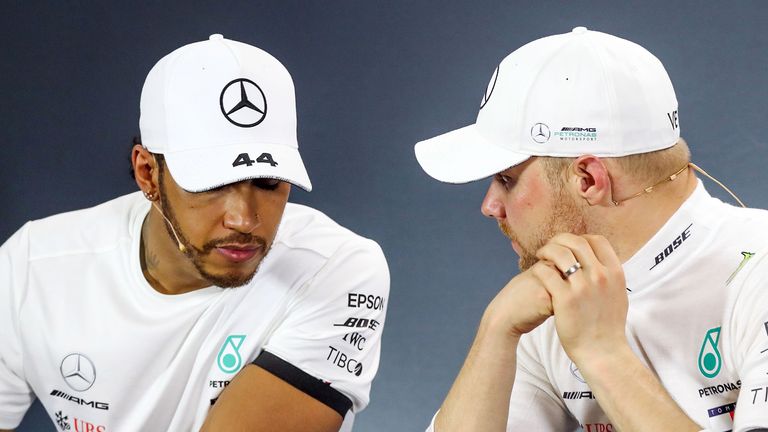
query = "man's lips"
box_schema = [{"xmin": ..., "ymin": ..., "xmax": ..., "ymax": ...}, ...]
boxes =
[{"xmin": 215, "ymin": 245, "xmax": 263, "ymax": 263}]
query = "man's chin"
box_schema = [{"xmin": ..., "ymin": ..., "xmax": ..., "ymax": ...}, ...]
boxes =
[
  {"xmin": 196, "ymin": 261, "xmax": 260, "ymax": 288},
  {"xmin": 203, "ymin": 270, "xmax": 257, "ymax": 288},
  {"xmin": 189, "ymin": 251, "xmax": 268, "ymax": 288}
]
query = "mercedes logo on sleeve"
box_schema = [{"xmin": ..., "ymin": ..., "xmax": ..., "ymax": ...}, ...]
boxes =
[
  {"xmin": 569, "ymin": 361, "xmax": 586, "ymax": 383},
  {"xmin": 60, "ymin": 353, "xmax": 96, "ymax": 391},
  {"xmin": 530, "ymin": 123, "xmax": 551, "ymax": 144},
  {"xmin": 480, "ymin": 65, "xmax": 499, "ymax": 109},
  {"xmin": 219, "ymin": 78, "xmax": 267, "ymax": 127}
]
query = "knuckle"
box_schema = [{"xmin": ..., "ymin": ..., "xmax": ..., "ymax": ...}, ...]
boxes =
[
  {"xmin": 585, "ymin": 234, "xmax": 608, "ymax": 246},
  {"xmin": 590, "ymin": 268, "xmax": 609, "ymax": 287},
  {"xmin": 531, "ymin": 261, "xmax": 548, "ymax": 277}
]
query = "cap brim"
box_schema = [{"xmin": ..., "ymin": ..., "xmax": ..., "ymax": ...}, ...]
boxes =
[
  {"xmin": 163, "ymin": 142, "xmax": 312, "ymax": 192},
  {"xmin": 414, "ymin": 124, "xmax": 531, "ymax": 184}
]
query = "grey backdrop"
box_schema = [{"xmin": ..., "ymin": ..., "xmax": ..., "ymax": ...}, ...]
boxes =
[{"xmin": 3, "ymin": 1, "xmax": 767, "ymax": 431}]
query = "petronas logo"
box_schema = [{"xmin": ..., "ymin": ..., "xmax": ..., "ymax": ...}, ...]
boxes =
[
  {"xmin": 217, "ymin": 335, "xmax": 246, "ymax": 374},
  {"xmin": 698, "ymin": 327, "xmax": 722, "ymax": 378}
]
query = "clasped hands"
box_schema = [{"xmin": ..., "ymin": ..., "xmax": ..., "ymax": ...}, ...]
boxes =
[{"xmin": 484, "ymin": 233, "xmax": 630, "ymax": 371}]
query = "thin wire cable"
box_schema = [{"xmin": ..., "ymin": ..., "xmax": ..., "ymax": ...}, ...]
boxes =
[
  {"xmin": 688, "ymin": 162, "xmax": 746, "ymax": 208},
  {"xmin": 612, "ymin": 164, "xmax": 689, "ymax": 206},
  {"xmin": 611, "ymin": 162, "xmax": 746, "ymax": 208}
]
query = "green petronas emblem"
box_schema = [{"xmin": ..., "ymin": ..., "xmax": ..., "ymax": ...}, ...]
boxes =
[
  {"xmin": 698, "ymin": 327, "xmax": 722, "ymax": 378},
  {"xmin": 217, "ymin": 335, "xmax": 246, "ymax": 374}
]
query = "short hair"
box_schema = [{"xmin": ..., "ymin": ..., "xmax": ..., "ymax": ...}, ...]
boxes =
[
  {"xmin": 540, "ymin": 139, "xmax": 691, "ymax": 187},
  {"xmin": 129, "ymin": 135, "xmax": 165, "ymax": 180}
]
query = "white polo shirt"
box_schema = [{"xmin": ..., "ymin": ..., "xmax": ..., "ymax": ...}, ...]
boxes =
[
  {"xmin": 0, "ymin": 192, "xmax": 389, "ymax": 431},
  {"xmin": 427, "ymin": 181, "xmax": 768, "ymax": 431}
]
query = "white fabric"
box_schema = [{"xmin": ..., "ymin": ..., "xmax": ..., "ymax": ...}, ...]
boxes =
[
  {"xmin": 0, "ymin": 192, "xmax": 389, "ymax": 430},
  {"xmin": 426, "ymin": 181, "xmax": 768, "ymax": 431},
  {"xmin": 141, "ymin": 34, "xmax": 312, "ymax": 192},
  {"xmin": 415, "ymin": 27, "xmax": 679, "ymax": 184}
]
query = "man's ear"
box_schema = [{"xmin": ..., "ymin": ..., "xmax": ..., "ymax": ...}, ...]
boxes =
[
  {"xmin": 131, "ymin": 145, "xmax": 159, "ymax": 196},
  {"xmin": 569, "ymin": 155, "xmax": 613, "ymax": 206}
]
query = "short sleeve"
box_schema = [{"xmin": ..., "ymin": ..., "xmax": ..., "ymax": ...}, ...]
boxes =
[
  {"xmin": 506, "ymin": 330, "xmax": 579, "ymax": 430},
  {"xmin": 261, "ymin": 239, "xmax": 389, "ymax": 413},
  {"xmin": 0, "ymin": 224, "xmax": 36, "ymax": 429},
  {"xmin": 724, "ymin": 252, "xmax": 768, "ymax": 431}
]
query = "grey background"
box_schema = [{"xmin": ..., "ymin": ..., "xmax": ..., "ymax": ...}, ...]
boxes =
[{"xmin": 3, "ymin": 1, "xmax": 767, "ymax": 430}]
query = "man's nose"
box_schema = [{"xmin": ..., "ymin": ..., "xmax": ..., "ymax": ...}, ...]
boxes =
[
  {"xmin": 222, "ymin": 185, "xmax": 261, "ymax": 233},
  {"xmin": 481, "ymin": 182, "xmax": 506, "ymax": 220}
]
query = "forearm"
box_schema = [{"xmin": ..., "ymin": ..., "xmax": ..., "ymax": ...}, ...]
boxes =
[
  {"xmin": 435, "ymin": 319, "xmax": 519, "ymax": 432},
  {"xmin": 580, "ymin": 345, "xmax": 701, "ymax": 432}
]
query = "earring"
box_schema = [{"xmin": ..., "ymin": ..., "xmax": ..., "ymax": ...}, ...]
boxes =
[{"xmin": 143, "ymin": 190, "xmax": 156, "ymax": 201}]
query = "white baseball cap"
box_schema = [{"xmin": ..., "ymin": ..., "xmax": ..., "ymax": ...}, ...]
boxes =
[
  {"xmin": 414, "ymin": 27, "xmax": 680, "ymax": 183},
  {"xmin": 140, "ymin": 34, "xmax": 312, "ymax": 192}
]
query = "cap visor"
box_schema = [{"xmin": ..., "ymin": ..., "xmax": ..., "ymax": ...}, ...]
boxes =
[
  {"xmin": 163, "ymin": 142, "xmax": 312, "ymax": 192},
  {"xmin": 414, "ymin": 124, "xmax": 530, "ymax": 183}
]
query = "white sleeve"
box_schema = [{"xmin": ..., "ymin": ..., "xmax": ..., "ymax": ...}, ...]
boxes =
[
  {"xmin": 0, "ymin": 224, "xmax": 35, "ymax": 429},
  {"xmin": 262, "ymin": 238, "xmax": 389, "ymax": 413},
  {"xmin": 506, "ymin": 331, "xmax": 580, "ymax": 431},
  {"xmin": 424, "ymin": 411, "xmax": 438, "ymax": 432},
  {"xmin": 724, "ymin": 252, "xmax": 768, "ymax": 431}
]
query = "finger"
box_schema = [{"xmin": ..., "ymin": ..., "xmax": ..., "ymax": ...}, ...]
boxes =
[
  {"xmin": 547, "ymin": 233, "xmax": 602, "ymax": 270},
  {"xmin": 535, "ymin": 242, "xmax": 580, "ymax": 277},
  {"xmin": 530, "ymin": 261, "xmax": 569, "ymax": 299},
  {"xmin": 581, "ymin": 234, "xmax": 621, "ymax": 269}
]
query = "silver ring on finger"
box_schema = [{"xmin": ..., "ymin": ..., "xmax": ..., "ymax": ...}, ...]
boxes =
[{"xmin": 563, "ymin": 262, "xmax": 582, "ymax": 278}]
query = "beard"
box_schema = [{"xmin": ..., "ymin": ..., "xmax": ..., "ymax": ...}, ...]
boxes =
[
  {"xmin": 158, "ymin": 182, "xmax": 269, "ymax": 288},
  {"xmin": 499, "ymin": 187, "xmax": 587, "ymax": 271}
]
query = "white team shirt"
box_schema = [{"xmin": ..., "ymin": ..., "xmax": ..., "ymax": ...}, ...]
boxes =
[
  {"xmin": 0, "ymin": 192, "xmax": 389, "ymax": 431},
  {"xmin": 427, "ymin": 181, "xmax": 768, "ymax": 432}
]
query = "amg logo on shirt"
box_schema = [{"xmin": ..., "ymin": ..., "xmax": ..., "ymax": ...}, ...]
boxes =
[
  {"xmin": 649, "ymin": 223, "xmax": 692, "ymax": 270},
  {"xmin": 50, "ymin": 389, "xmax": 109, "ymax": 410},
  {"xmin": 562, "ymin": 391, "xmax": 595, "ymax": 400}
]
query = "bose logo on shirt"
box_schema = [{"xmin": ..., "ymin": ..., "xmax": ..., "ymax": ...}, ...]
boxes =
[{"xmin": 649, "ymin": 223, "xmax": 692, "ymax": 270}]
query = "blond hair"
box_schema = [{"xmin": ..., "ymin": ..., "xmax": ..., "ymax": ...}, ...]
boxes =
[{"xmin": 540, "ymin": 139, "xmax": 691, "ymax": 187}]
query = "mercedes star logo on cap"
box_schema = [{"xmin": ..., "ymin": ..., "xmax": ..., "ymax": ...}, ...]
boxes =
[
  {"xmin": 480, "ymin": 65, "xmax": 499, "ymax": 109},
  {"xmin": 530, "ymin": 123, "xmax": 551, "ymax": 144},
  {"xmin": 60, "ymin": 353, "xmax": 96, "ymax": 391},
  {"xmin": 219, "ymin": 78, "xmax": 267, "ymax": 128}
]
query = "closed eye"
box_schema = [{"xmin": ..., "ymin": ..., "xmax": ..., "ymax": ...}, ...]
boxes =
[
  {"xmin": 495, "ymin": 174, "xmax": 515, "ymax": 190},
  {"xmin": 251, "ymin": 178, "xmax": 280, "ymax": 190}
]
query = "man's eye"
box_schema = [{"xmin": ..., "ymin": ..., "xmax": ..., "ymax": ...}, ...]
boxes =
[
  {"xmin": 496, "ymin": 174, "xmax": 514, "ymax": 189},
  {"xmin": 252, "ymin": 178, "xmax": 280, "ymax": 190}
]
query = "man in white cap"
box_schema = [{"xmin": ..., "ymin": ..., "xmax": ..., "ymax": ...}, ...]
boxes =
[
  {"xmin": 416, "ymin": 27, "xmax": 768, "ymax": 431},
  {"xmin": 0, "ymin": 35, "xmax": 389, "ymax": 431}
]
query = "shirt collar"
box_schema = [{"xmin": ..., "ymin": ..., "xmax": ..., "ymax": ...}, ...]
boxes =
[{"xmin": 622, "ymin": 180, "xmax": 712, "ymax": 294}]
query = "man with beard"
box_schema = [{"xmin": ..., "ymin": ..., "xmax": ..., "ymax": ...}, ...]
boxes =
[
  {"xmin": 0, "ymin": 35, "xmax": 388, "ymax": 431},
  {"xmin": 415, "ymin": 27, "xmax": 768, "ymax": 431}
]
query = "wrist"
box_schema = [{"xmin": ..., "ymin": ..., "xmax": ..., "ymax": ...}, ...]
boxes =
[
  {"xmin": 574, "ymin": 343, "xmax": 635, "ymax": 386},
  {"xmin": 479, "ymin": 307, "xmax": 524, "ymax": 344}
]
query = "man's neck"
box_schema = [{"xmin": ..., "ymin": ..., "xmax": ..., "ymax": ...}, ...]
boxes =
[
  {"xmin": 139, "ymin": 210, "xmax": 210, "ymax": 295},
  {"xmin": 592, "ymin": 169, "xmax": 699, "ymax": 263}
]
